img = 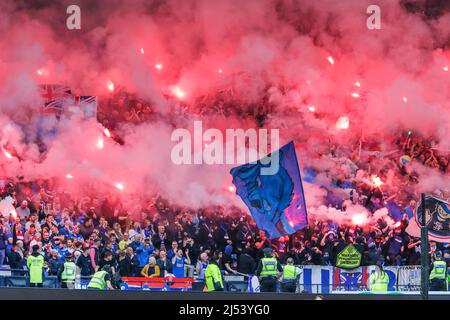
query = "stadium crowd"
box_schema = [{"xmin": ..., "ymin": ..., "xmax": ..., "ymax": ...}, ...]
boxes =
[
  {"xmin": 0, "ymin": 89, "xmax": 447, "ymax": 280},
  {"xmin": 0, "ymin": 175, "xmax": 448, "ymax": 282}
]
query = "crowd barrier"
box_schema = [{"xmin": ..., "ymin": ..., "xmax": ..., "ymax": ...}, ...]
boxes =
[
  {"xmin": 296, "ymin": 265, "xmax": 423, "ymax": 293},
  {"xmin": 0, "ymin": 265, "xmax": 430, "ymax": 293},
  {"xmin": 120, "ymin": 277, "xmax": 195, "ymax": 291}
]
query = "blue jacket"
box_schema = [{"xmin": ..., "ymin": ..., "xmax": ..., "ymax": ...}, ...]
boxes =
[
  {"xmin": 134, "ymin": 243, "xmax": 154, "ymax": 267},
  {"xmin": 0, "ymin": 228, "xmax": 6, "ymax": 250}
]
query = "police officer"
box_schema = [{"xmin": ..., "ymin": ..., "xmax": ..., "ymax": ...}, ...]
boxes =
[
  {"xmin": 204, "ymin": 251, "xmax": 224, "ymax": 292},
  {"xmin": 87, "ymin": 265, "xmax": 115, "ymax": 290},
  {"xmin": 57, "ymin": 252, "xmax": 78, "ymax": 289},
  {"xmin": 369, "ymin": 262, "xmax": 389, "ymax": 292},
  {"xmin": 281, "ymin": 257, "xmax": 300, "ymax": 293},
  {"xmin": 429, "ymin": 251, "xmax": 447, "ymax": 291},
  {"xmin": 27, "ymin": 245, "xmax": 45, "ymax": 288},
  {"xmin": 256, "ymin": 248, "xmax": 282, "ymax": 292}
]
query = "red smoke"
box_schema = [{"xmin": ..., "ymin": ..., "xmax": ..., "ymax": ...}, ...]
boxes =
[{"xmin": 0, "ymin": 0, "xmax": 448, "ymax": 222}]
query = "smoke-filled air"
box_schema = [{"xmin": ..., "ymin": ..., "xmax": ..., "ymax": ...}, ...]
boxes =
[{"xmin": 0, "ymin": 0, "xmax": 449, "ymax": 227}]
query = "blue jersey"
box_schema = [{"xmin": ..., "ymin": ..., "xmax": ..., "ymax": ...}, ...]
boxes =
[
  {"xmin": 197, "ymin": 261, "xmax": 209, "ymax": 280},
  {"xmin": 172, "ymin": 257, "xmax": 186, "ymax": 278}
]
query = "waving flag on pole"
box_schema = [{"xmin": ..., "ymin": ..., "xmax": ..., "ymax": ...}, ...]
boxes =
[
  {"xmin": 70, "ymin": 96, "xmax": 98, "ymax": 118},
  {"xmin": 406, "ymin": 195, "xmax": 450, "ymax": 242},
  {"xmin": 230, "ymin": 141, "xmax": 307, "ymax": 239},
  {"xmin": 40, "ymin": 84, "xmax": 72, "ymax": 114}
]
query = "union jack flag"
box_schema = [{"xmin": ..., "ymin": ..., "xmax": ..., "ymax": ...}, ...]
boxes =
[
  {"xmin": 76, "ymin": 96, "xmax": 97, "ymax": 105},
  {"xmin": 40, "ymin": 84, "xmax": 72, "ymax": 114},
  {"xmin": 333, "ymin": 267, "xmax": 369, "ymax": 291},
  {"xmin": 73, "ymin": 96, "xmax": 98, "ymax": 118}
]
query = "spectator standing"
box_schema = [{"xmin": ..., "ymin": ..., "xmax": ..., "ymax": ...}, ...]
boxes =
[
  {"xmin": 99, "ymin": 251, "xmax": 116, "ymax": 274},
  {"xmin": 134, "ymin": 237, "xmax": 154, "ymax": 273},
  {"xmin": 9, "ymin": 241, "xmax": 25, "ymax": 272},
  {"xmin": 385, "ymin": 229, "xmax": 405, "ymax": 266},
  {"xmin": 47, "ymin": 249, "xmax": 62, "ymax": 275},
  {"xmin": 117, "ymin": 251, "xmax": 133, "ymax": 277},
  {"xmin": 119, "ymin": 232, "xmax": 131, "ymax": 251},
  {"xmin": 125, "ymin": 247, "xmax": 140, "ymax": 276},
  {"xmin": 237, "ymin": 248, "xmax": 256, "ymax": 276},
  {"xmin": 89, "ymin": 240, "xmax": 101, "ymax": 272},
  {"xmin": 76, "ymin": 247, "xmax": 93, "ymax": 276},
  {"xmin": 16, "ymin": 200, "xmax": 31, "ymax": 222},
  {"xmin": 0, "ymin": 222, "xmax": 7, "ymax": 265},
  {"xmin": 24, "ymin": 224, "xmax": 37, "ymax": 247},
  {"xmin": 195, "ymin": 252, "xmax": 209, "ymax": 280},
  {"xmin": 156, "ymin": 249, "xmax": 172, "ymax": 276},
  {"xmin": 172, "ymin": 249, "xmax": 191, "ymax": 278},
  {"xmin": 406, "ymin": 238, "xmax": 421, "ymax": 265},
  {"xmin": 152, "ymin": 225, "xmax": 170, "ymax": 249},
  {"xmin": 364, "ymin": 242, "xmax": 382, "ymax": 266},
  {"xmin": 25, "ymin": 214, "xmax": 41, "ymax": 232},
  {"xmin": 167, "ymin": 240, "xmax": 178, "ymax": 261}
]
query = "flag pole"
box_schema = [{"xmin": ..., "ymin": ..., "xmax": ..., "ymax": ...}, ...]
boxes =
[{"xmin": 420, "ymin": 193, "xmax": 429, "ymax": 300}]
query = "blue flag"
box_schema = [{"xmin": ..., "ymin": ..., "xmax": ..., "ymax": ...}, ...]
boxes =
[{"xmin": 230, "ymin": 141, "xmax": 308, "ymax": 239}]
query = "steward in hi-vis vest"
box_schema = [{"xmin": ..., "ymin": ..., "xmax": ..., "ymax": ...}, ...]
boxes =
[
  {"xmin": 87, "ymin": 265, "xmax": 115, "ymax": 290},
  {"xmin": 27, "ymin": 245, "xmax": 44, "ymax": 288},
  {"xmin": 57, "ymin": 252, "xmax": 78, "ymax": 289},
  {"xmin": 204, "ymin": 252, "xmax": 224, "ymax": 292},
  {"xmin": 256, "ymin": 248, "xmax": 282, "ymax": 293},
  {"xmin": 429, "ymin": 251, "xmax": 447, "ymax": 292},
  {"xmin": 369, "ymin": 263, "xmax": 389, "ymax": 292},
  {"xmin": 281, "ymin": 258, "xmax": 300, "ymax": 293}
]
